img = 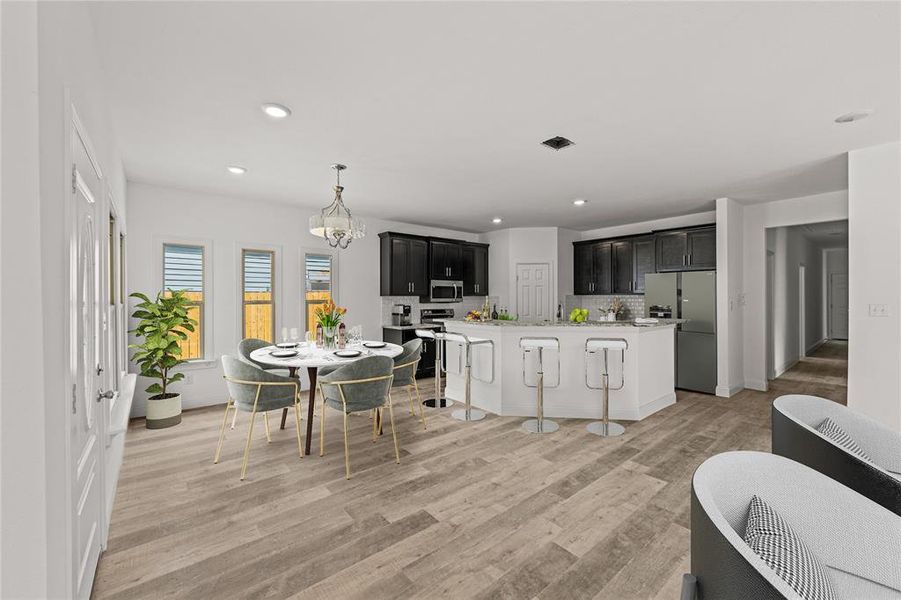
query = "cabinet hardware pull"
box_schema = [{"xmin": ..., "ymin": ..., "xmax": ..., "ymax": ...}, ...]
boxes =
[
  {"xmin": 683, "ymin": 255, "xmax": 687, "ymax": 266},
  {"xmin": 688, "ymin": 253, "xmax": 692, "ymax": 266}
]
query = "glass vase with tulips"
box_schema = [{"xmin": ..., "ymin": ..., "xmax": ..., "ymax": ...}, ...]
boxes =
[{"xmin": 314, "ymin": 300, "xmax": 347, "ymax": 348}]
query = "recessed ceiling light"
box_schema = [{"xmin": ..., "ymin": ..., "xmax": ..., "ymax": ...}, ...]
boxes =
[
  {"xmin": 492, "ymin": 217, "xmax": 503, "ymax": 224},
  {"xmin": 834, "ymin": 110, "xmax": 873, "ymax": 124},
  {"xmin": 573, "ymin": 199, "xmax": 587, "ymax": 206},
  {"xmin": 227, "ymin": 165, "xmax": 247, "ymax": 175},
  {"xmin": 261, "ymin": 103, "xmax": 292, "ymax": 119}
]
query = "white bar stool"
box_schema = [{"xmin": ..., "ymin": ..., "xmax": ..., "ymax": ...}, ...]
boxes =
[
  {"xmin": 520, "ymin": 337, "xmax": 560, "ymax": 434},
  {"xmin": 415, "ymin": 329, "xmax": 452, "ymax": 408},
  {"xmin": 444, "ymin": 332, "xmax": 493, "ymax": 422},
  {"xmin": 585, "ymin": 337, "xmax": 628, "ymax": 437}
]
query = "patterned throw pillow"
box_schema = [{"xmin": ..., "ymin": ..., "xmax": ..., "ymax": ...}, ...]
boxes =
[
  {"xmin": 744, "ymin": 495, "xmax": 836, "ymax": 600},
  {"xmin": 816, "ymin": 417, "xmax": 873, "ymax": 463}
]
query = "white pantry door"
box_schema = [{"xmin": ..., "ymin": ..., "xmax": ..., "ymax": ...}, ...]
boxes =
[
  {"xmin": 70, "ymin": 118, "xmax": 105, "ymax": 599},
  {"xmin": 516, "ymin": 263, "xmax": 551, "ymax": 321},
  {"xmin": 829, "ymin": 273, "xmax": 849, "ymax": 340}
]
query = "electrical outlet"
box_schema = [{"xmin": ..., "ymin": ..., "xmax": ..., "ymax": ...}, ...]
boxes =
[
  {"xmin": 868, "ymin": 304, "xmax": 890, "ymax": 317},
  {"xmin": 738, "ymin": 293, "xmax": 747, "ymax": 307}
]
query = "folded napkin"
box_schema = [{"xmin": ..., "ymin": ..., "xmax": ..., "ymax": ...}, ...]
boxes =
[{"xmin": 634, "ymin": 318, "xmax": 659, "ymax": 324}]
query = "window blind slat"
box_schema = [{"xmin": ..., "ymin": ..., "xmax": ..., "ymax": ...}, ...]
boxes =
[{"xmin": 163, "ymin": 244, "xmax": 203, "ymax": 292}]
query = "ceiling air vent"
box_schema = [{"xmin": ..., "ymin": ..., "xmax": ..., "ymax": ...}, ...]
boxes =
[{"xmin": 541, "ymin": 136, "xmax": 575, "ymax": 151}]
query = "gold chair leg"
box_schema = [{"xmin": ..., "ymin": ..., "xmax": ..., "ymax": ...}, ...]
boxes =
[
  {"xmin": 343, "ymin": 410, "xmax": 351, "ymax": 479},
  {"xmin": 214, "ymin": 399, "xmax": 233, "ymax": 464},
  {"xmin": 293, "ymin": 398, "xmax": 304, "ymax": 458},
  {"xmin": 387, "ymin": 393, "xmax": 401, "ymax": 464},
  {"xmin": 263, "ymin": 412, "xmax": 272, "ymax": 443},
  {"xmin": 230, "ymin": 404, "xmax": 238, "ymax": 429},
  {"xmin": 240, "ymin": 410, "xmax": 258, "ymax": 481},
  {"xmin": 408, "ymin": 386, "xmax": 416, "ymax": 416},
  {"xmin": 371, "ymin": 408, "xmax": 378, "ymax": 442},
  {"xmin": 319, "ymin": 390, "xmax": 327, "ymax": 457},
  {"xmin": 413, "ymin": 379, "xmax": 427, "ymax": 430}
]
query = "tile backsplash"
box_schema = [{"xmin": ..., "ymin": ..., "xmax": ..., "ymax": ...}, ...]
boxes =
[
  {"xmin": 381, "ymin": 295, "xmax": 498, "ymax": 326},
  {"xmin": 564, "ymin": 294, "xmax": 646, "ymax": 321}
]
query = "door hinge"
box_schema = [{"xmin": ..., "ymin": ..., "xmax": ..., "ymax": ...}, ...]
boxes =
[
  {"xmin": 72, "ymin": 384, "xmax": 77, "ymax": 414},
  {"xmin": 71, "ymin": 164, "xmax": 77, "ymax": 193}
]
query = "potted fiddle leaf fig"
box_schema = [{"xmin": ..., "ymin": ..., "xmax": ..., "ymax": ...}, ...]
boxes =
[{"xmin": 129, "ymin": 290, "xmax": 197, "ymax": 429}]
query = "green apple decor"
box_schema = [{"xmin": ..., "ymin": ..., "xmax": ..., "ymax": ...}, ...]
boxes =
[{"xmin": 129, "ymin": 290, "xmax": 198, "ymax": 429}]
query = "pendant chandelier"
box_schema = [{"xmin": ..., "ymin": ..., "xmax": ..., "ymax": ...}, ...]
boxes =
[{"xmin": 308, "ymin": 164, "xmax": 366, "ymax": 249}]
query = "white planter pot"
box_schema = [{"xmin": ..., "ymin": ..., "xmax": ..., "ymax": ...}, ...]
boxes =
[{"xmin": 146, "ymin": 393, "xmax": 182, "ymax": 429}]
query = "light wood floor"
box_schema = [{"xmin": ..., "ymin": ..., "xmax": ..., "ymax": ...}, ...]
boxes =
[{"xmin": 92, "ymin": 342, "xmax": 848, "ymax": 600}]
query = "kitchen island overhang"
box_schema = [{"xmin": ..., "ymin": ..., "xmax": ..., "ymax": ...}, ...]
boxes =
[{"xmin": 440, "ymin": 320, "xmax": 677, "ymax": 421}]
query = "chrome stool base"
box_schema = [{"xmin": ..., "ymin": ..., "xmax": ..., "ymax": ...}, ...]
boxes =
[
  {"xmin": 586, "ymin": 421, "xmax": 625, "ymax": 437},
  {"xmin": 522, "ymin": 419, "xmax": 559, "ymax": 434},
  {"xmin": 423, "ymin": 398, "xmax": 453, "ymax": 409},
  {"xmin": 452, "ymin": 408, "xmax": 486, "ymax": 422}
]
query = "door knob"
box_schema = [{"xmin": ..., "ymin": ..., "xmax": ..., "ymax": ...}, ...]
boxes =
[{"xmin": 97, "ymin": 389, "xmax": 115, "ymax": 402}]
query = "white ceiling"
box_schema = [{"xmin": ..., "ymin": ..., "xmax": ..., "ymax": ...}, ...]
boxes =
[
  {"xmin": 89, "ymin": 1, "xmax": 900, "ymax": 233},
  {"xmin": 796, "ymin": 220, "xmax": 849, "ymax": 246}
]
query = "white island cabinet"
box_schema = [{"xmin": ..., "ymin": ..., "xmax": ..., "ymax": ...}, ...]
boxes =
[{"xmin": 440, "ymin": 320, "xmax": 677, "ymax": 421}]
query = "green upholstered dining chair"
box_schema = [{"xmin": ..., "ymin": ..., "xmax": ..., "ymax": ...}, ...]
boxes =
[
  {"xmin": 234, "ymin": 338, "xmax": 291, "ymax": 429},
  {"xmin": 216, "ymin": 355, "xmax": 304, "ymax": 481},
  {"xmin": 317, "ymin": 355, "xmax": 398, "ymax": 479},
  {"xmin": 393, "ymin": 339, "xmax": 426, "ymax": 430}
]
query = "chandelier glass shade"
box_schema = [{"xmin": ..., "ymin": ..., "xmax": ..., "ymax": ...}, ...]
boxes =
[{"xmin": 308, "ymin": 164, "xmax": 366, "ymax": 249}]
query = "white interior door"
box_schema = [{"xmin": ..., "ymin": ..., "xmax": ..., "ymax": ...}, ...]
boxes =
[
  {"xmin": 829, "ymin": 273, "xmax": 849, "ymax": 340},
  {"xmin": 70, "ymin": 121, "xmax": 105, "ymax": 599},
  {"xmin": 516, "ymin": 263, "xmax": 551, "ymax": 321}
]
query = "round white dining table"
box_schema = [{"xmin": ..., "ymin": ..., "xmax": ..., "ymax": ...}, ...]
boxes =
[{"xmin": 250, "ymin": 341, "xmax": 404, "ymax": 455}]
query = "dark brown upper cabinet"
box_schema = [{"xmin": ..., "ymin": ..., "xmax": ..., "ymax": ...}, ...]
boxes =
[
  {"xmin": 380, "ymin": 233, "xmax": 488, "ymax": 297},
  {"xmin": 379, "ymin": 233, "xmax": 429, "ymax": 296},
  {"xmin": 462, "ymin": 243, "xmax": 489, "ymax": 296},
  {"xmin": 656, "ymin": 226, "xmax": 716, "ymax": 271},
  {"xmin": 575, "ymin": 225, "xmax": 714, "ymax": 295},
  {"xmin": 573, "ymin": 241, "xmax": 612, "ymax": 295},
  {"xmin": 429, "ymin": 239, "xmax": 463, "ymax": 280},
  {"xmin": 632, "ymin": 236, "xmax": 656, "ymax": 293}
]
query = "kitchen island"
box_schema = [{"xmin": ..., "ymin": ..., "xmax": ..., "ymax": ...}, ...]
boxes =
[{"xmin": 440, "ymin": 319, "xmax": 677, "ymax": 421}]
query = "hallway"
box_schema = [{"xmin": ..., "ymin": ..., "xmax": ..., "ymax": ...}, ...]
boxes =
[{"xmin": 770, "ymin": 340, "xmax": 848, "ymax": 405}]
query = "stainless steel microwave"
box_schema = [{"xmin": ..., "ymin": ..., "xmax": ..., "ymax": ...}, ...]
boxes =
[{"xmin": 429, "ymin": 280, "xmax": 463, "ymax": 303}]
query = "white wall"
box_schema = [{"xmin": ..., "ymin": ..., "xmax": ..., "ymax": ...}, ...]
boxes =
[
  {"xmin": 715, "ymin": 198, "xmax": 744, "ymax": 397},
  {"xmin": 741, "ymin": 190, "xmax": 849, "ymax": 390},
  {"xmin": 556, "ymin": 228, "xmax": 580, "ymax": 304},
  {"xmin": 767, "ymin": 226, "xmax": 826, "ymax": 377},
  {"xmin": 0, "ymin": 1, "xmax": 128, "ymax": 597},
  {"xmin": 126, "ymin": 182, "xmax": 479, "ymax": 416},
  {"xmin": 824, "ymin": 248, "xmax": 848, "ymax": 339},
  {"xmin": 848, "ymin": 142, "xmax": 901, "ymax": 430},
  {"xmin": 485, "ymin": 227, "xmax": 561, "ymax": 317},
  {"xmin": 1, "ymin": 3, "xmax": 47, "ymax": 597}
]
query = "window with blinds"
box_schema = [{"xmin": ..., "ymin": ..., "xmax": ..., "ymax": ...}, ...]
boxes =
[
  {"xmin": 163, "ymin": 243, "xmax": 204, "ymax": 360},
  {"xmin": 304, "ymin": 253, "xmax": 333, "ymax": 333},
  {"xmin": 242, "ymin": 249, "xmax": 275, "ymax": 342}
]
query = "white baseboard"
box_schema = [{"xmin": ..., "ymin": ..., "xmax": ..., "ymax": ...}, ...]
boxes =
[
  {"xmin": 744, "ymin": 378, "xmax": 768, "ymax": 392},
  {"xmin": 715, "ymin": 382, "xmax": 745, "ymax": 397},
  {"xmin": 774, "ymin": 359, "xmax": 798, "ymax": 379},
  {"xmin": 806, "ymin": 338, "xmax": 827, "ymax": 355},
  {"xmin": 637, "ymin": 392, "xmax": 677, "ymax": 419}
]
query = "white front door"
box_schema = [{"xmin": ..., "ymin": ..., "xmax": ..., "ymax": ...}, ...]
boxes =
[
  {"xmin": 829, "ymin": 273, "xmax": 849, "ymax": 340},
  {"xmin": 70, "ymin": 121, "xmax": 105, "ymax": 599},
  {"xmin": 516, "ymin": 263, "xmax": 551, "ymax": 321}
]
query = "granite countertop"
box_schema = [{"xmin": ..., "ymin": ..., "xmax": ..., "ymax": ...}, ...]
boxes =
[
  {"xmin": 382, "ymin": 323, "xmax": 443, "ymax": 331},
  {"xmin": 438, "ymin": 318, "xmax": 683, "ymax": 329}
]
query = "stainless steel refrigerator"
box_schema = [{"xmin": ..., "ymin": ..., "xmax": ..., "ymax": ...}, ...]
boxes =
[{"xmin": 645, "ymin": 271, "xmax": 717, "ymax": 394}]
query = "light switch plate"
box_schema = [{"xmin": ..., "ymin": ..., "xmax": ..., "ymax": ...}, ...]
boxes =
[{"xmin": 868, "ymin": 304, "xmax": 890, "ymax": 317}]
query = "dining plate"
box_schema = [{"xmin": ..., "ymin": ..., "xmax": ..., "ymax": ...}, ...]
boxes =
[
  {"xmin": 334, "ymin": 349, "xmax": 362, "ymax": 358},
  {"xmin": 363, "ymin": 342, "xmax": 387, "ymax": 349},
  {"xmin": 276, "ymin": 342, "xmax": 299, "ymax": 349},
  {"xmin": 270, "ymin": 349, "xmax": 298, "ymax": 358}
]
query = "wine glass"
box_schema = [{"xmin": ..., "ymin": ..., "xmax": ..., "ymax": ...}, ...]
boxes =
[
  {"xmin": 305, "ymin": 329, "xmax": 315, "ymax": 347},
  {"xmin": 289, "ymin": 327, "xmax": 299, "ymax": 345},
  {"xmin": 280, "ymin": 327, "xmax": 288, "ymax": 345}
]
